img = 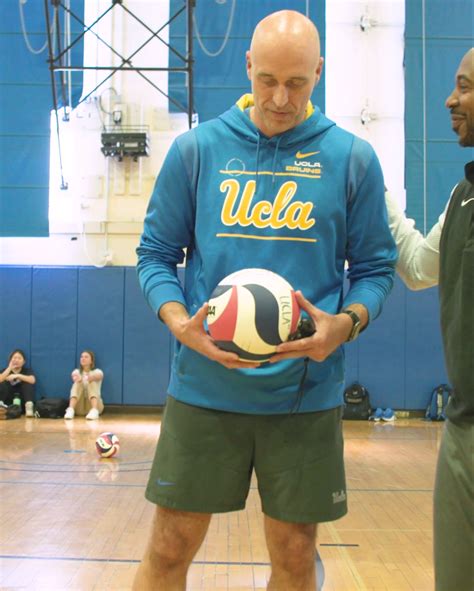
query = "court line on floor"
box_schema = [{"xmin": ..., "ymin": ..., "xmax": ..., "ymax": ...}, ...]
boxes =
[
  {"xmin": 344, "ymin": 436, "xmax": 437, "ymax": 441},
  {"xmin": 349, "ymin": 488, "xmax": 433, "ymax": 492},
  {"xmin": 0, "ymin": 467, "xmax": 150, "ymax": 473},
  {"xmin": 0, "ymin": 554, "xmax": 267, "ymax": 565},
  {"xmin": 0, "ymin": 552, "xmax": 327, "ymax": 584},
  {"xmin": 320, "ymin": 543, "xmax": 359, "ymax": 547},
  {"xmin": 0, "ymin": 480, "xmax": 145, "ymax": 487},
  {"xmin": 325, "ymin": 522, "xmax": 367, "ymax": 591},
  {"xmin": 0, "ymin": 478, "xmax": 433, "ymax": 493},
  {"xmin": 0, "ymin": 460, "xmax": 152, "ymax": 466}
]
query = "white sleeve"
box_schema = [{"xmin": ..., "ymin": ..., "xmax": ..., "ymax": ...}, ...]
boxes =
[
  {"xmin": 385, "ymin": 191, "xmax": 450, "ymax": 290},
  {"xmin": 89, "ymin": 369, "xmax": 104, "ymax": 381}
]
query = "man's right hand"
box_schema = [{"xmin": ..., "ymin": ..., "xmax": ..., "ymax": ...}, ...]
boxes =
[{"xmin": 160, "ymin": 301, "xmax": 260, "ymax": 370}]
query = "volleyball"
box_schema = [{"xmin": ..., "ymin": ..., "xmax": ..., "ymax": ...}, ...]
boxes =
[
  {"xmin": 95, "ymin": 432, "xmax": 120, "ymax": 458},
  {"xmin": 207, "ymin": 268, "xmax": 300, "ymax": 362}
]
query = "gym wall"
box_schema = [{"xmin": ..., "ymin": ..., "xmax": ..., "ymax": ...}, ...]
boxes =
[
  {"xmin": 405, "ymin": 0, "xmax": 474, "ymax": 231},
  {"xmin": 0, "ymin": 265, "xmax": 447, "ymax": 410}
]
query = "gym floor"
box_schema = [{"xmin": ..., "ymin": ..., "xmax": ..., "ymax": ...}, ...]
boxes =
[{"xmin": 0, "ymin": 411, "xmax": 440, "ymax": 590}]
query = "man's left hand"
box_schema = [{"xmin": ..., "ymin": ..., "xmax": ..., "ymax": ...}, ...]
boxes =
[{"xmin": 269, "ymin": 291, "xmax": 354, "ymax": 363}]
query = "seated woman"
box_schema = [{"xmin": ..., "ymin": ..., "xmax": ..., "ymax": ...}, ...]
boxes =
[
  {"xmin": 64, "ymin": 350, "xmax": 104, "ymax": 420},
  {"xmin": 0, "ymin": 349, "xmax": 36, "ymax": 417}
]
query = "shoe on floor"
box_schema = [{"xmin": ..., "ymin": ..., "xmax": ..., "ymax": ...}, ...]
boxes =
[
  {"xmin": 86, "ymin": 408, "xmax": 99, "ymax": 420},
  {"xmin": 369, "ymin": 408, "xmax": 383, "ymax": 421},
  {"xmin": 382, "ymin": 408, "xmax": 396, "ymax": 422},
  {"xmin": 64, "ymin": 407, "xmax": 75, "ymax": 420},
  {"xmin": 25, "ymin": 401, "xmax": 35, "ymax": 418}
]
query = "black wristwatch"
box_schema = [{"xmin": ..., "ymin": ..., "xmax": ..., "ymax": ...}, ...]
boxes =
[{"xmin": 341, "ymin": 309, "xmax": 361, "ymax": 342}]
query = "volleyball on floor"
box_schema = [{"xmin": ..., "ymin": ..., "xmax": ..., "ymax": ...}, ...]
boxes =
[
  {"xmin": 207, "ymin": 268, "xmax": 300, "ymax": 362},
  {"xmin": 95, "ymin": 432, "xmax": 120, "ymax": 458}
]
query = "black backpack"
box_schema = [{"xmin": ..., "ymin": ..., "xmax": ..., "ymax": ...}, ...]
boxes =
[
  {"xmin": 35, "ymin": 397, "xmax": 69, "ymax": 419},
  {"xmin": 425, "ymin": 384, "xmax": 452, "ymax": 421},
  {"xmin": 343, "ymin": 383, "xmax": 372, "ymax": 420}
]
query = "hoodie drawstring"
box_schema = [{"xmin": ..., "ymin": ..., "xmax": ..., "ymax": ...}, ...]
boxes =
[
  {"xmin": 255, "ymin": 134, "xmax": 261, "ymax": 185},
  {"xmin": 271, "ymin": 136, "xmax": 283, "ymax": 185},
  {"xmin": 255, "ymin": 134, "xmax": 283, "ymax": 187}
]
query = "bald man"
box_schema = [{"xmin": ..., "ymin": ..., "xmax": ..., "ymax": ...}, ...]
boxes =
[{"xmin": 134, "ymin": 11, "xmax": 396, "ymax": 590}]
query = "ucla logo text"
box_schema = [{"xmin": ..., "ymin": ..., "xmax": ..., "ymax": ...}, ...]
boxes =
[{"xmin": 220, "ymin": 180, "xmax": 315, "ymax": 231}]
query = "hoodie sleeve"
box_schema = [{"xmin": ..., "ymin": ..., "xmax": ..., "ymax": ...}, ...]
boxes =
[
  {"xmin": 342, "ymin": 137, "xmax": 398, "ymax": 321},
  {"xmin": 136, "ymin": 135, "xmax": 197, "ymax": 317}
]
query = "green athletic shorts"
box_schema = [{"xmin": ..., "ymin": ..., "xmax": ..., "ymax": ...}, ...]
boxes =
[{"xmin": 145, "ymin": 397, "xmax": 347, "ymax": 524}]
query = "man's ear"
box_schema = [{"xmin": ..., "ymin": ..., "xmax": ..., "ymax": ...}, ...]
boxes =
[
  {"xmin": 315, "ymin": 57, "xmax": 324, "ymax": 85},
  {"xmin": 245, "ymin": 50, "xmax": 252, "ymax": 81}
]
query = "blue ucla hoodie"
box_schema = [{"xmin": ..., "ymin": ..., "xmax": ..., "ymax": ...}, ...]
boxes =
[{"xmin": 137, "ymin": 95, "xmax": 397, "ymax": 414}]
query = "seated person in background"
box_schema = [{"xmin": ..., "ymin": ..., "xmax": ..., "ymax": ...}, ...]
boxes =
[
  {"xmin": 64, "ymin": 350, "xmax": 104, "ymax": 420},
  {"xmin": 0, "ymin": 349, "xmax": 36, "ymax": 417}
]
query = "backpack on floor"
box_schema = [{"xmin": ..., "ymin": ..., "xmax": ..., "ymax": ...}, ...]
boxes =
[
  {"xmin": 343, "ymin": 383, "xmax": 372, "ymax": 420},
  {"xmin": 425, "ymin": 384, "xmax": 452, "ymax": 421},
  {"xmin": 35, "ymin": 397, "xmax": 69, "ymax": 419},
  {"xmin": 1, "ymin": 404, "xmax": 22, "ymax": 419}
]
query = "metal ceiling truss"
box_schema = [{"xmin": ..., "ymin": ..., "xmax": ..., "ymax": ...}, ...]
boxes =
[{"xmin": 44, "ymin": 0, "xmax": 195, "ymax": 127}]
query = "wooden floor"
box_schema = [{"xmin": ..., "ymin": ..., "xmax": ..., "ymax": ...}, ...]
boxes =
[{"xmin": 0, "ymin": 411, "xmax": 442, "ymax": 590}]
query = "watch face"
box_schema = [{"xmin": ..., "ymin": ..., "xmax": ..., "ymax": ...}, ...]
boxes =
[{"xmin": 350, "ymin": 322, "xmax": 361, "ymax": 340}]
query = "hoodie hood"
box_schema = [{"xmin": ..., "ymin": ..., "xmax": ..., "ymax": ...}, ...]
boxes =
[
  {"xmin": 217, "ymin": 94, "xmax": 336, "ymax": 181},
  {"xmin": 218, "ymin": 93, "xmax": 336, "ymax": 148}
]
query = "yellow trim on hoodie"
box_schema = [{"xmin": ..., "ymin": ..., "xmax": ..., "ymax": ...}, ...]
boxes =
[{"xmin": 235, "ymin": 93, "xmax": 315, "ymax": 119}]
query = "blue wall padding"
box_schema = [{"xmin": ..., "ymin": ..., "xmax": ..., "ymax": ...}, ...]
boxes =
[
  {"xmin": 405, "ymin": 0, "xmax": 474, "ymax": 230},
  {"xmin": 77, "ymin": 268, "xmax": 125, "ymax": 404},
  {"xmin": 0, "ymin": 266, "xmax": 448, "ymax": 409},
  {"xmin": 357, "ymin": 277, "xmax": 406, "ymax": 409},
  {"xmin": 30, "ymin": 267, "xmax": 79, "ymax": 398},
  {"xmin": 123, "ymin": 268, "xmax": 170, "ymax": 405},
  {"xmin": 0, "ymin": 266, "xmax": 33, "ymax": 363},
  {"xmin": 405, "ymin": 285, "xmax": 446, "ymax": 409}
]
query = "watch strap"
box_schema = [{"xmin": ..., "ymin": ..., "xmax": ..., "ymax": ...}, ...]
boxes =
[{"xmin": 341, "ymin": 309, "xmax": 361, "ymax": 342}]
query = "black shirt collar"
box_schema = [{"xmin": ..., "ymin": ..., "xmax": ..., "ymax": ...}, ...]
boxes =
[{"xmin": 465, "ymin": 161, "xmax": 474, "ymax": 184}]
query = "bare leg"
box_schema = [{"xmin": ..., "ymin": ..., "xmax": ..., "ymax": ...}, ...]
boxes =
[
  {"xmin": 68, "ymin": 396, "xmax": 78, "ymax": 410},
  {"xmin": 264, "ymin": 515, "xmax": 317, "ymax": 591},
  {"xmin": 133, "ymin": 506, "xmax": 212, "ymax": 591}
]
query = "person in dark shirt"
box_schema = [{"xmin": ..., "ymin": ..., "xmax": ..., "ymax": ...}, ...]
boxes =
[
  {"xmin": 0, "ymin": 349, "xmax": 36, "ymax": 417},
  {"xmin": 435, "ymin": 47, "xmax": 474, "ymax": 591},
  {"xmin": 385, "ymin": 48, "xmax": 473, "ymax": 591}
]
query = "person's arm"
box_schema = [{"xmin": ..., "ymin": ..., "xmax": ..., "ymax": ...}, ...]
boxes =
[
  {"xmin": 385, "ymin": 190, "xmax": 449, "ymax": 290},
  {"xmin": 342, "ymin": 139, "xmax": 397, "ymax": 322},
  {"xmin": 0, "ymin": 366, "xmax": 12, "ymax": 383},
  {"xmin": 87, "ymin": 369, "xmax": 104, "ymax": 383},
  {"xmin": 274, "ymin": 139, "xmax": 396, "ymax": 363},
  {"xmin": 9, "ymin": 368, "xmax": 36, "ymax": 385},
  {"xmin": 137, "ymin": 136, "xmax": 259, "ymax": 370}
]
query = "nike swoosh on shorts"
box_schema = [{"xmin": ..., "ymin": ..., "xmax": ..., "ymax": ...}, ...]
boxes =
[{"xmin": 157, "ymin": 478, "xmax": 175, "ymax": 486}]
